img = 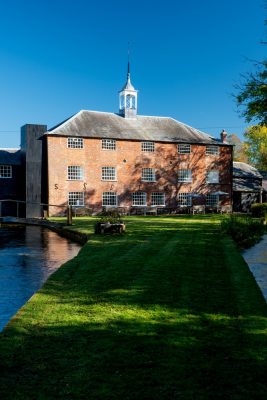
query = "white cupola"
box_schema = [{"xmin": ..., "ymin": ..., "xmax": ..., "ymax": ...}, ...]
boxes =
[{"xmin": 119, "ymin": 62, "xmax": 138, "ymax": 118}]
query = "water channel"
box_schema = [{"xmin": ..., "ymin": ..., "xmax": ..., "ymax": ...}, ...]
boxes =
[{"xmin": 0, "ymin": 224, "xmax": 81, "ymax": 332}]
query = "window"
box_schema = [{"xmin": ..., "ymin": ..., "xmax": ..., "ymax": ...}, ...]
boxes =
[
  {"xmin": 206, "ymin": 145, "xmax": 219, "ymax": 155},
  {"xmin": 151, "ymin": 192, "xmax": 165, "ymax": 206},
  {"xmin": 102, "ymin": 139, "xmax": 116, "ymax": 150},
  {"xmin": 177, "ymin": 193, "xmax": 192, "ymax": 206},
  {"xmin": 102, "ymin": 167, "xmax": 116, "ymax": 181},
  {"xmin": 0, "ymin": 165, "xmax": 12, "ymax": 178},
  {"xmin": 67, "ymin": 137, "xmax": 83, "ymax": 148},
  {"xmin": 132, "ymin": 192, "xmax": 147, "ymax": 206},
  {"xmin": 67, "ymin": 166, "xmax": 83, "ymax": 180},
  {"xmin": 142, "ymin": 168, "xmax": 156, "ymax": 182},
  {"xmin": 102, "ymin": 192, "xmax": 117, "ymax": 207},
  {"xmin": 142, "ymin": 142, "xmax": 155, "ymax": 152},
  {"xmin": 178, "ymin": 169, "xmax": 192, "ymax": 183},
  {"xmin": 68, "ymin": 192, "xmax": 84, "ymax": 206},
  {"xmin": 207, "ymin": 170, "xmax": 219, "ymax": 183},
  {"xmin": 178, "ymin": 144, "xmax": 191, "ymax": 154},
  {"xmin": 206, "ymin": 194, "xmax": 219, "ymax": 207}
]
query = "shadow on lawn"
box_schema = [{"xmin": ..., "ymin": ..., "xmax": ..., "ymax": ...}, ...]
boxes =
[{"xmin": 1, "ymin": 309, "xmax": 267, "ymax": 399}]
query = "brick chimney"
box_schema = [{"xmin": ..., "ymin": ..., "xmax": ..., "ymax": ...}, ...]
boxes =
[{"xmin": 220, "ymin": 129, "xmax": 228, "ymax": 143}]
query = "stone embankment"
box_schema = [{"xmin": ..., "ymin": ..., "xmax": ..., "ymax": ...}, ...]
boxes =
[{"xmin": 0, "ymin": 217, "xmax": 88, "ymax": 244}]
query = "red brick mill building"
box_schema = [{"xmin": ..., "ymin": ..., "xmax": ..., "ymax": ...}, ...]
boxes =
[{"xmin": 0, "ymin": 66, "xmax": 233, "ymax": 217}]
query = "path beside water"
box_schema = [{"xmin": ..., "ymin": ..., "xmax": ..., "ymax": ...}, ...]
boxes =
[
  {"xmin": 243, "ymin": 234, "xmax": 267, "ymax": 302},
  {"xmin": 0, "ymin": 225, "xmax": 81, "ymax": 331}
]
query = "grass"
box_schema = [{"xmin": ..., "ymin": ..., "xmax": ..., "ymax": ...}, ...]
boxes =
[{"xmin": 0, "ymin": 215, "xmax": 267, "ymax": 399}]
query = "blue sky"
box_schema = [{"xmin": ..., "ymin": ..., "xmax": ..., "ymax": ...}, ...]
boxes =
[{"xmin": 0, "ymin": 0, "xmax": 266, "ymax": 148}]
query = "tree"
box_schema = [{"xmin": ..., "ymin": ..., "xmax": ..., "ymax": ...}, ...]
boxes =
[
  {"xmin": 227, "ymin": 133, "xmax": 248, "ymax": 162},
  {"xmin": 235, "ymin": 4, "xmax": 267, "ymax": 126},
  {"xmin": 243, "ymin": 125, "xmax": 267, "ymax": 170},
  {"xmin": 235, "ymin": 60, "xmax": 267, "ymax": 126}
]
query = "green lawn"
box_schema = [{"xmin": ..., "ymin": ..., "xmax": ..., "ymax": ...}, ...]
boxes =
[{"xmin": 0, "ymin": 216, "xmax": 267, "ymax": 399}]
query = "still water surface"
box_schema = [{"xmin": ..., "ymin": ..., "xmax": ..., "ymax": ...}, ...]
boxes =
[{"xmin": 0, "ymin": 225, "xmax": 81, "ymax": 331}]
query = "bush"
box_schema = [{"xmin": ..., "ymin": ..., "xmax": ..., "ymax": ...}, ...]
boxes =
[
  {"xmin": 96, "ymin": 209, "xmax": 123, "ymax": 224},
  {"xmin": 221, "ymin": 215, "xmax": 266, "ymax": 248},
  {"xmin": 251, "ymin": 203, "xmax": 267, "ymax": 217}
]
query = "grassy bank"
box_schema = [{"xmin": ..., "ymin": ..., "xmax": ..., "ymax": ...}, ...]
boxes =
[{"xmin": 0, "ymin": 216, "xmax": 267, "ymax": 399}]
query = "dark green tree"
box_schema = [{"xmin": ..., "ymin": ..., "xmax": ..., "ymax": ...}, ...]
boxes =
[
  {"xmin": 235, "ymin": 60, "xmax": 267, "ymax": 126},
  {"xmin": 235, "ymin": 5, "xmax": 267, "ymax": 125}
]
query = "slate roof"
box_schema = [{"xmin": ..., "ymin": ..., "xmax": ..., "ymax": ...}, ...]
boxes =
[
  {"xmin": 233, "ymin": 162, "xmax": 262, "ymax": 179},
  {"xmin": 233, "ymin": 162, "xmax": 262, "ymax": 192},
  {"xmin": 45, "ymin": 110, "xmax": 226, "ymax": 145},
  {"xmin": 0, "ymin": 149, "xmax": 22, "ymax": 165}
]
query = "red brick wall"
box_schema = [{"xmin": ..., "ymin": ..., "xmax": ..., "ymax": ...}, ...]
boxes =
[{"xmin": 46, "ymin": 136, "xmax": 232, "ymax": 215}]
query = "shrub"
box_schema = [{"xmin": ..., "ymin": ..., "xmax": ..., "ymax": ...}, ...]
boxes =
[
  {"xmin": 96, "ymin": 209, "xmax": 123, "ymax": 224},
  {"xmin": 251, "ymin": 203, "xmax": 267, "ymax": 217},
  {"xmin": 221, "ymin": 215, "xmax": 266, "ymax": 248}
]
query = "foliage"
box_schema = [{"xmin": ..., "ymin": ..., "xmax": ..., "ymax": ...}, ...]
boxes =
[
  {"xmin": 235, "ymin": 59, "xmax": 267, "ymax": 126},
  {"xmin": 227, "ymin": 133, "xmax": 248, "ymax": 162},
  {"xmin": 221, "ymin": 215, "xmax": 266, "ymax": 248},
  {"xmin": 96, "ymin": 209, "xmax": 123, "ymax": 224},
  {"xmin": 243, "ymin": 125, "xmax": 267, "ymax": 170},
  {"xmin": 1, "ymin": 216, "xmax": 267, "ymax": 399},
  {"xmin": 251, "ymin": 202, "xmax": 267, "ymax": 217}
]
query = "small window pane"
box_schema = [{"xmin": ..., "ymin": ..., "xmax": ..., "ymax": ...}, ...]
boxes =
[
  {"xmin": 102, "ymin": 139, "xmax": 116, "ymax": 150},
  {"xmin": 178, "ymin": 144, "xmax": 191, "ymax": 154},
  {"xmin": 68, "ymin": 192, "xmax": 84, "ymax": 206},
  {"xmin": 206, "ymin": 194, "xmax": 219, "ymax": 206},
  {"xmin": 68, "ymin": 137, "xmax": 84, "ymax": 148},
  {"xmin": 0, "ymin": 165, "xmax": 12, "ymax": 178},
  {"xmin": 102, "ymin": 192, "xmax": 117, "ymax": 207},
  {"xmin": 207, "ymin": 170, "xmax": 219, "ymax": 183},
  {"xmin": 151, "ymin": 192, "xmax": 165, "ymax": 206},
  {"xmin": 132, "ymin": 192, "xmax": 147, "ymax": 206},
  {"xmin": 178, "ymin": 169, "xmax": 192, "ymax": 183},
  {"xmin": 206, "ymin": 145, "xmax": 219, "ymax": 155},
  {"xmin": 102, "ymin": 167, "xmax": 116, "ymax": 181},
  {"xmin": 141, "ymin": 142, "xmax": 155, "ymax": 152},
  {"xmin": 142, "ymin": 168, "xmax": 156, "ymax": 182},
  {"xmin": 67, "ymin": 166, "xmax": 83, "ymax": 180},
  {"xmin": 177, "ymin": 193, "xmax": 192, "ymax": 206}
]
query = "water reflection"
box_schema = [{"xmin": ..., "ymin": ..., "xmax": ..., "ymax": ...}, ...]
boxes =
[{"xmin": 0, "ymin": 225, "xmax": 81, "ymax": 331}]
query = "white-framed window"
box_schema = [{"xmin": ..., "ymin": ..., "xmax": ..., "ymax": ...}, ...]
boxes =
[
  {"xmin": 206, "ymin": 194, "xmax": 219, "ymax": 207},
  {"xmin": 132, "ymin": 192, "xmax": 147, "ymax": 206},
  {"xmin": 177, "ymin": 193, "xmax": 192, "ymax": 206},
  {"xmin": 102, "ymin": 192, "xmax": 117, "ymax": 207},
  {"xmin": 178, "ymin": 144, "xmax": 191, "ymax": 154},
  {"xmin": 67, "ymin": 137, "xmax": 84, "ymax": 148},
  {"xmin": 102, "ymin": 139, "xmax": 116, "ymax": 150},
  {"xmin": 206, "ymin": 145, "xmax": 219, "ymax": 155},
  {"xmin": 67, "ymin": 166, "xmax": 83, "ymax": 180},
  {"xmin": 68, "ymin": 192, "xmax": 84, "ymax": 207},
  {"xmin": 0, "ymin": 165, "xmax": 12, "ymax": 178},
  {"xmin": 151, "ymin": 192, "xmax": 165, "ymax": 206},
  {"xmin": 207, "ymin": 170, "xmax": 219, "ymax": 183},
  {"xmin": 142, "ymin": 168, "xmax": 156, "ymax": 182},
  {"xmin": 178, "ymin": 169, "xmax": 192, "ymax": 183},
  {"xmin": 141, "ymin": 142, "xmax": 155, "ymax": 152},
  {"xmin": 102, "ymin": 166, "xmax": 116, "ymax": 181}
]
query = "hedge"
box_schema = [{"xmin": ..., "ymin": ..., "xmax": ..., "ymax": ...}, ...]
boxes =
[{"xmin": 251, "ymin": 203, "xmax": 267, "ymax": 217}]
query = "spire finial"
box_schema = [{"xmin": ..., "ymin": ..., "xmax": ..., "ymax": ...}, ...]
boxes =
[{"xmin": 127, "ymin": 42, "xmax": 130, "ymax": 77}]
